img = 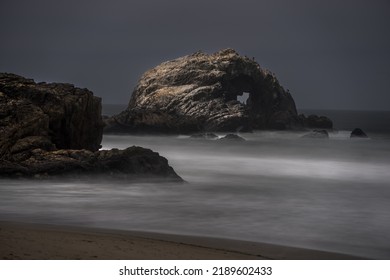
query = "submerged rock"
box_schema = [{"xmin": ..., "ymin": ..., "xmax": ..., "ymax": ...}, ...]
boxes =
[
  {"xmin": 105, "ymin": 49, "xmax": 332, "ymax": 134},
  {"xmin": 302, "ymin": 129, "xmax": 329, "ymax": 139},
  {"xmin": 190, "ymin": 133, "xmax": 219, "ymax": 139},
  {"xmin": 219, "ymin": 134, "xmax": 246, "ymax": 141},
  {"xmin": 0, "ymin": 73, "xmax": 181, "ymax": 180},
  {"xmin": 350, "ymin": 128, "xmax": 368, "ymax": 138}
]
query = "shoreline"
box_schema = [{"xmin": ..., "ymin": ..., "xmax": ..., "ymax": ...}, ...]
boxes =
[{"xmin": 0, "ymin": 221, "xmax": 364, "ymax": 260}]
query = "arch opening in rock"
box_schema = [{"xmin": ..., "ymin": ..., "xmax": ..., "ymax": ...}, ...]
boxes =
[
  {"xmin": 237, "ymin": 92, "xmax": 250, "ymax": 105},
  {"xmin": 103, "ymin": 50, "xmax": 333, "ymax": 134}
]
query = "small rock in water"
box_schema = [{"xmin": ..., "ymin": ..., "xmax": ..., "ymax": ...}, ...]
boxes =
[
  {"xmin": 350, "ymin": 128, "xmax": 368, "ymax": 138},
  {"xmin": 301, "ymin": 129, "xmax": 329, "ymax": 139},
  {"xmin": 219, "ymin": 134, "xmax": 246, "ymax": 141},
  {"xmin": 190, "ymin": 133, "xmax": 218, "ymax": 139},
  {"xmin": 299, "ymin": 114, "xmax": 333, "ymax": 129}
]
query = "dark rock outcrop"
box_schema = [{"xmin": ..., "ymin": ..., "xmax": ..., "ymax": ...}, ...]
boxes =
[
  {"xmin": 0, "ymin": 73, "xmax": 181, "ymax": 180},
  {"xmin": 105, "ymin": 49, "xmax": 332, "ymax": 134},
  {"xmin": 350, "ymin": 128, "xmax": 368, "ymax": 138},
  {"xmin": 302, "ymin": 129, "xmax": 329, "ymax": 139},
  {"xmin": 0, "ymin": 146, "xmax": 180, "ymax": 180},
  {"xmin": 219, "ymin": 134, "xmax": 246, "ymax": 141},
  {"xmin": 0, "ymin": 73, "xmax": 103, "ymax": 156}
]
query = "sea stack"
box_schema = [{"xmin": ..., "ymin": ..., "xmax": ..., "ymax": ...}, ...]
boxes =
[{"xmin": 105, "ymin": 49, "xmax": 332, "ymax": 134}]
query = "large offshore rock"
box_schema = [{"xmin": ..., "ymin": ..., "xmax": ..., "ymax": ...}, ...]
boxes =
[
  {"xmin": 105, "ymin": 49, "xmax": 332, "ymax": 133},
  {"xmin": 0, "ymin": 73, "xmax": 181, "ymax": 180}
]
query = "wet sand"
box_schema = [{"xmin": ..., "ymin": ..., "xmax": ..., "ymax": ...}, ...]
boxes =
[{"xmin": 0, "ymin": 221, "xmax": 364, "ymax": 260}]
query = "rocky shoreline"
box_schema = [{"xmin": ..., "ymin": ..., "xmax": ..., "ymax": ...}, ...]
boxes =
[
  {"xmin": 0, "ymin": 73, "xmax": 181, "ymax": 180},
  {"xmin": 1, "ymin": 49, "xmax": 337, "ymax": 179}
]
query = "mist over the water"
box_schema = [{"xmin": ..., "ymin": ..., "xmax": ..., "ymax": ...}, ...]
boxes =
[{"xmin": 1, "ymin": 129, "xmax": 390, "ymax": 259}]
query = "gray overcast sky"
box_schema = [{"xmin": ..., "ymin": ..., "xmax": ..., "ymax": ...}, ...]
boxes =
[{"xmin": 1, "ymin": 0, "xmax": 389, "ymax": 110}]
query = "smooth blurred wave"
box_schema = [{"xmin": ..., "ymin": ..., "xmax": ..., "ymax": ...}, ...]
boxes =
[{"xmin": 1, "ymin": 131, "xmax": 390, "ymax": 259}]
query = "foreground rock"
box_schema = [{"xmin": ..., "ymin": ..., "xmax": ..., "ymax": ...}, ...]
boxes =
[
  {"xmin": 350, "ymin": 128, "xmax": 368, "ymax": 138},
  {"xmin": 0, "ymin": 73, "xmax": 181, "ymax": 180},
  {"xmin": 105, "ymin": 49, "xmax": 332, "ymax": 134},
  {"xmin": 0, "ymin": 73, "xmax": 103, "ymax": 155},
  {"xmin": 0, "ymin": 147, "xmax": 180, "ymax": 180}
]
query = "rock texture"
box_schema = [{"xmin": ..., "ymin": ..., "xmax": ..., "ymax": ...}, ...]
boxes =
[
  {"xmin": 0, "ymin": 73, "xmax": 103, "ymax": 156},
  {"xmin": 0, "ymin": 73, "xmax": 181, "ymax": 180},
  {"xmin": 105, "ymin": 49, "xmax": 332, "ymax": 133},
  {"xmin": 0, "ymin": 147, "xmax": 180, "ymax": 180}
]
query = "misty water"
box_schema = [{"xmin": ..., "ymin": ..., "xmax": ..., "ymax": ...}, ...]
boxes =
[{"xmin": 1, "ymin": 110, "xmax": 390, "ymax": 259}]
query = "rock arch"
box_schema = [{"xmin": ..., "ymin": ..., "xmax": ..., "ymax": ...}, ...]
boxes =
[{"xmin": 105, "ymin": 49, "xmax": 332, "ymax": 133}]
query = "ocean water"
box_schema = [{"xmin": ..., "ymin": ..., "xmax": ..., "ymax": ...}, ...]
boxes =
[
  {"xmin": 102, "ymin": 104, "xmax": 127, "ymax": 116},
  {"xmin": 302, "ymin": 109, "xmax": 390, "ymax": 134},
  {"xmin": 0, "ymin": 109, "xmax": 390, "ymax": 259}
]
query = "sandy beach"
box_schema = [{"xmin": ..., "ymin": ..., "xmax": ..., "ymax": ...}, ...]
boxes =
[{"xmin": 0, "ymin": 221, "xmax": 363, "ymax": 260}]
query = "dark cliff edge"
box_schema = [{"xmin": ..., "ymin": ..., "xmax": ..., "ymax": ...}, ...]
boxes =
[
  {"xmin": 0, "ymin": 73, "xmax": 181, "ymax": 181},
  {"xmin": 104, "ymin": 49, "xmax": 332, "ymax": 134}
]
